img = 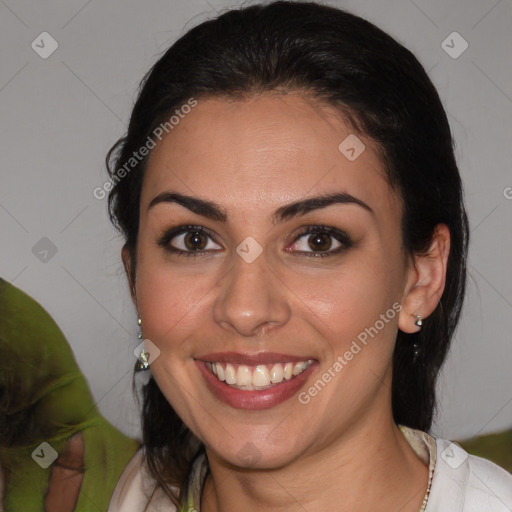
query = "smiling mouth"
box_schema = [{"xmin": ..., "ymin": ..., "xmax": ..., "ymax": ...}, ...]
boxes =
[{"xmin": 205, "ymin": 360, "xmax": 315, "ymax": 390}]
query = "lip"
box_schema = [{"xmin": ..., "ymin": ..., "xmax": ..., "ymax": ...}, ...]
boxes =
[
  {"xmin": 195, "ymin": 357, "xmax": 318, "ymax": 410},
  {"xmin": 196, "ymin": 351, "xmax": 316, "ymax": 365}
]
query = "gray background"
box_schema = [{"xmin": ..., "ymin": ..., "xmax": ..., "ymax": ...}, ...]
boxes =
[{"xmin": 1, "ymin": 0, "xmax": 511, "ymax": 441}]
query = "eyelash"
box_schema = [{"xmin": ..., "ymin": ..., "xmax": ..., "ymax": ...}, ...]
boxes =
[{"xmin": 156, "ymin": 224, "xmax": 353, "ymax": 259}]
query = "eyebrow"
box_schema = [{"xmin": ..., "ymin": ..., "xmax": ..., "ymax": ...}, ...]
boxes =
[{"xmin": 147, "ymin": 191, "xmax": 374, "ymax": 223}]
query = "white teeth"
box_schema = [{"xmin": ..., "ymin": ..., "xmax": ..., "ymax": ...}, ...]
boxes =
[
  {"xmin": 236, "ymin": 365, "xmax": 252, "ymax": 386},
  {"xmin": 215, "ymin": 362, "xmax": 225, "ymax": 381},
  {"xmin": 225, "ymin": 363, "xmax": 236, "ymax": 385},
  {"xmin": 293, "ymin": 362, "xmax": 307, "ymax": 376},
  {"xmin": 208, "ymin": 360, "xmax": 313, "ymax": 389},
  {"xmin": 270, "ymin": 364, "xmax": 284, "ymax": 384},
  {"xmin": 253, "ymin": 365, "xmax": 271, "ymax": 387}
]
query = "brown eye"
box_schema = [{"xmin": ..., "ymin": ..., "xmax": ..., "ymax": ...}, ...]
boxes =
[
  {"xmin": 289, "ymin": 225, "xmax": 353, "ymax": 258},
  {"xmin": 184, "ymin": 231, "xmax": 208, "ymax": 251},
  {"xmin": 157, "ymin": 225, "xmax": 222, "ymax": 257},
  {"xmin": 308, "ymin": 232, "xmax": 332, "ymax": 252}
]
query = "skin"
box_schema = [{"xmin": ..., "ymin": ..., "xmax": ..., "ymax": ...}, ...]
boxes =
[
  {"xmin": 122, "ymin": 92, "xmax": 450, "ymax": 512},
  {"xmin": 44, "ymin": 434, "xmax": 84, "ymax": 512}
]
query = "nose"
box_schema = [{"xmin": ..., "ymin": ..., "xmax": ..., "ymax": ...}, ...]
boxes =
[{"xmin": 212, "ymin": 251, "xmax": 292, "ymax": 338}]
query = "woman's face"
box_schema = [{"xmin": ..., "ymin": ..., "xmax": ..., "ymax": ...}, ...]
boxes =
[{"xmin": 130, "ymin": 92, "xmax": 416, "ymax": 468}]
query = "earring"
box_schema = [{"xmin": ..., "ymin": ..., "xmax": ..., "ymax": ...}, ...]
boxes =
[
  {"xmin": 414, "ymin": 315, "xmax": 423, "ymax": 328},
  {"xmin": 135, "ymin": 317, "xmax": 150, "ymax": 372},
  {"xmin": 412, "ymin": 340, "xmax": 420, "ymax": 361},
  {"xmin": 412, "ymin": 315, "xmax": 423, "ymax": 362}
]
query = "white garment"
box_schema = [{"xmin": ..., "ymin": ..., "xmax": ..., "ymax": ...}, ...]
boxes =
[
  {"xmin": 426, "ymin": 436, "xmax": 512, "ymax": 511},
  {"xmin": 107, "ymin": 427, "xmax": 512, "ymax": 511}
]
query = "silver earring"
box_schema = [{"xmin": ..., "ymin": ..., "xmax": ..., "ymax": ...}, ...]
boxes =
[
  {"xmin": 135, "ymin": 317, "xmax": 150, "ymax": 372},
  {"xmin": 412, "ymin": 315, "xmax": 423, "ymax": 362}
]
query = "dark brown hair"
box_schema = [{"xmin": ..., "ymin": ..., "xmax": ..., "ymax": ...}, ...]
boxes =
[{"xmin": 106, "ymin": 1, "xmax": 469, "ymax": 505}]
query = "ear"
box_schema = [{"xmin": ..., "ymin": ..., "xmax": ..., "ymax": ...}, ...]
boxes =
[
  {"xmin": 398, "ymin": 223, "xmax": 451, "ymax": 333},
  {"xmin": 121, "ymin": 244, "xmax": 137, "ymax": 307}
]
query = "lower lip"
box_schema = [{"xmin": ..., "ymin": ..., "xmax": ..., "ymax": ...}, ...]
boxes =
[{"xmin": 195, "ymin": 360, "xmax": 318, "ymax": 410}]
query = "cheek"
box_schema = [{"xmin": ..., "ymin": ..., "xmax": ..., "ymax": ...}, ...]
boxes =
[
  {"xmin": 291, "ymin": 258, "xmax": 402, "ymax": 379},
  {"xmin": 296, "ymin": 259, "xmax": 398, "ymax": 330},
  {"xmin": 134, "ymin": 242, "xmax": 213, "ymax": 352}
]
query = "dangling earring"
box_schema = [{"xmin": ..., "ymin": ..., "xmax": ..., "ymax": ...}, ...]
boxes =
[
  {"xmin": 412, "ymin": 315, "xmax": 423, "ymax": 362},
  {"xmin": 135, "ymin": 317, "xmax": 150, "ymax": 372}
]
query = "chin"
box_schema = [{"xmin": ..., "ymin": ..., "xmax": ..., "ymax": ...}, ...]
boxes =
[{"xmin": 214, "ymin": 444, "xmax": 301, "ymax": 471}]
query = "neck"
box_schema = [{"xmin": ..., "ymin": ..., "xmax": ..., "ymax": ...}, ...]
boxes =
[{"xmin": 200, "ymin": 410, "xmax": 429, "ymax": 512}]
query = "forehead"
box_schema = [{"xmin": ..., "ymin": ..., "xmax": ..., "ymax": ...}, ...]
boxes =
[{"xmin": 141, "ymin": 93, "xmax": 399, "ymax": 220}]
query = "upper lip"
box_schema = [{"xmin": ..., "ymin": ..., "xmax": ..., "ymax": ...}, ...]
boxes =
[{"xmin": 196, "ymin": 351, "xmax": 317, "ymax": 365}]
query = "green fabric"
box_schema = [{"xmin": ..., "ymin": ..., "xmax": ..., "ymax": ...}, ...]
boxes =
[
  {"xmin": 458, "ymin": 429, "xmax": 512, "ymax": 473},
  {"xmin": 0, "ymin": 277, "xmax": 139, "ymax": 511}
]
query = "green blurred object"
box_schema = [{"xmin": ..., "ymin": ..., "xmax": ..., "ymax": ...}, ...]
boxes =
[
  {"xmin": 458, "ymin": 428, "xmax": 512, "ymax": 473},
  {"xmin": 0, "ymin": 278, "xmax": 139, "ymax": 511}
]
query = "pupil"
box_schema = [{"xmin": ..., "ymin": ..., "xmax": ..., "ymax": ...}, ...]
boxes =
[
  {"xmin": 309, "ymin": 232, "xmax": 331, "ymax": 251},
  {"xmin": 185, "ymin": 231, "xmax": 206, "ymax": 250}
]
